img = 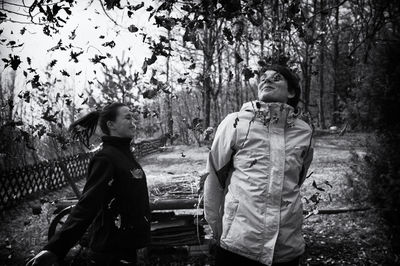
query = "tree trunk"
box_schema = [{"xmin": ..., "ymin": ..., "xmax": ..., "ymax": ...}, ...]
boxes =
[
  {"xmin": 202, "ymin": 0, "xmax": 216, "ymax": 129},
  {"xmin": 166, "ymin": 29, "xmax": 174, "ymax": 144},
  {"xmin": 332, "ymin": 0, "xmax": 340, "ymax": 125},
  {"xmin": 234, "ymin": 41, "xmax": 241, "ymax": 110},
  {"xmin": 318, "ymin": 0, "xmax": 327, "ymax": 129}
]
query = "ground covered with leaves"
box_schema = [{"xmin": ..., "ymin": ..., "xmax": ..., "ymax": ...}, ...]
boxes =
[{"xmin": 0, "ymin": 133, "xmax": 396, "ymax": 265}]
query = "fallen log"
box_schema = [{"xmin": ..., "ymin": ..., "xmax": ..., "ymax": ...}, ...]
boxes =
[
  {"xmin": 303, "ymin": 207, "xmax": 371, "ymax": 219},
  {"xmin": 150, "ymin": 198, "xmax": 203, "ymax": 210}
]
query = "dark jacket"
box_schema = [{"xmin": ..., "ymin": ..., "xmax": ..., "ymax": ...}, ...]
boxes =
[{"xmin": 44, "ymin": 136, "xmax": 151, "ymax": 259}]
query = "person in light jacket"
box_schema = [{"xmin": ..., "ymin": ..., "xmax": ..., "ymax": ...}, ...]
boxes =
[{"xmin": 204, "ymin": 65, "xmax": 314, "ymax": 266}]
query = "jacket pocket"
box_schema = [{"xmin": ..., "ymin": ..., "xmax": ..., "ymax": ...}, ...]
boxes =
[{"xmin": 220, "ymin": 191, "xmax": 239, "ymax": 240}]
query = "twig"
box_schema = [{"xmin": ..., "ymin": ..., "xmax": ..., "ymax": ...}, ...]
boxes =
[
  {"xmin": 1, "ymin": 1, "xmax": 28, "ymax": 8},
  {"xmin": 98, "ymin": 0, "xmax": 119, "ymax": 26},
  {"xmin": 305, "ymin": 0, "xmax": 348, "ymax": 23},
  {"xmin": 4, "ymin": 18, "xmax": 46, "ymax": 25},
  {"xmin": 0, "ymin": 8, "xmax": 30, "ymax": 17}
]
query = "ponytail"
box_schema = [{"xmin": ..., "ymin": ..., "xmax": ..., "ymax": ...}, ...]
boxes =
[
  {"xmin": 69, "ymin": 110, "xmax": 100, "ymax": 148},
  {"xmin": 69, "ymin": 102, "xmax": 126, "ymax": 148}
]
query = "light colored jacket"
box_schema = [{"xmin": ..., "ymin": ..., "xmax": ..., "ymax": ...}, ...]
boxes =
[{"xmin": 204, "ymin": 101, "xmax": 314, "ymax": 265}]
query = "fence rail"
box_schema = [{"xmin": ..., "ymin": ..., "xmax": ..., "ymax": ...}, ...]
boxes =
[{"xmin": 0, "ymin": 138, "xmax": 165, "ymax": 212}]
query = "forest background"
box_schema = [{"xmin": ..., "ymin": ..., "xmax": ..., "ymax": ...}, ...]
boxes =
[{"xmin": 0, "ymin": 0, "xmax": 399, "ymax": 262}]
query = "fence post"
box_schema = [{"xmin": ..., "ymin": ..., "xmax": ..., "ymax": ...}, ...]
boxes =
[{"xmin": 59, "ymin": 160, "xmax": 81, "ymax": 198}]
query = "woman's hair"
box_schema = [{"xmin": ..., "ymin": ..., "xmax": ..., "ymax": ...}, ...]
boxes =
[
  {"xmin": 262, "ymin": 65, "xmax": 301, "ymax": 108},
  {"xmin": 69, "ymin": 102, "xmax": 126, "ymax": 147}
]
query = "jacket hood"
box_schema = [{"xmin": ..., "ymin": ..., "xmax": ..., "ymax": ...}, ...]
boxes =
[{"xmin": 240, "ymin": 101, "xmax": 298, "ymax": 128}]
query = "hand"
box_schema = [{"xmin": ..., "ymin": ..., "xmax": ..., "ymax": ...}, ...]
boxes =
[{"xmin": 26, "ymin": 250, "xmax": 58, "ymax": 266}]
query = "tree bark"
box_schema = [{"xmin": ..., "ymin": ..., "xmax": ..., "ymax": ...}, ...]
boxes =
[
  {"xmin": 332, "ymin": 0, "xmax": 340, "ymax": 125},
  {"xmin": 318, "ymin": 0, "xmax": 327, "ymax": 129},
  {"xmin": 166, "ymin": 28, "xmax": 174, "ymax": 144}
]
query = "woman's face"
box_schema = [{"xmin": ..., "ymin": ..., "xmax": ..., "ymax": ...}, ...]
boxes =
[
  {"xmin": 107, "ymin": 106, "xmax": 136, "ymax": 138},
  {"xmin": 258, "ymin": 70, "xmax": 294, "ymax": 103}
]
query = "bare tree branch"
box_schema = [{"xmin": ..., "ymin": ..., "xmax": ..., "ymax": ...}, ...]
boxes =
[
  {"xmin": 1, "ymin": 1, "xmax": 28, "ymax": 8},
  {"xmin": 0, "ymin": 8, "xmax": 30, "ymax": 17},
  {"xmin": 98, "ymin": 0, "xmax": 119, "ymax": 26}
]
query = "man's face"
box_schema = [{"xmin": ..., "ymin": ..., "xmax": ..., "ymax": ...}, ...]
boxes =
[
  {"xmin": 258, "ymin": 70, "xmax": 294, "ymax": 103},
  {"xmin": 108, "ymin": 106, "xmax": 136, "ymax": 138}
]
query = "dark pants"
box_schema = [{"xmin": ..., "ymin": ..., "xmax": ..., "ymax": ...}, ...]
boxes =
[
  {"xmin": 215, "ymin": 246, "xmax": 300, "ymax": 266},
  {"xmin": 86, "ymin": 250, "xmax": 137, "ymax": 266}
]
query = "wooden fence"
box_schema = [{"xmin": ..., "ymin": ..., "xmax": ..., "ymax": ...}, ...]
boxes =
[{"xmin": 0, "ymin": 138, "xmax": 165, "ymax": 212}]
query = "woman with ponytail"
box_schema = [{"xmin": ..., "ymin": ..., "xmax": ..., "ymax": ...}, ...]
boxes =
[{"xmin": 27, "ymin": 103, "xmax": 151, "ymax": 266}]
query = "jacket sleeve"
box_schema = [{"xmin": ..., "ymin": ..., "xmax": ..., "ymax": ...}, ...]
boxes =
[
  {"xmin": 298, "ymin": 135, "xmax": 315, "ymax": 187},
  {"xmin": 204, "ymin": 113, "xmax": 237, "ymax": 241},
  {"xmin": 43, "ymin": 154, "xmax": 114, "ymax": 259}
]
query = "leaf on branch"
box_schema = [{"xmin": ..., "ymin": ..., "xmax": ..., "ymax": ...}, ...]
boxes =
[
  {"xmin": 47, "ymin": 132, "xmax": 69, "ymax": 150},
  {"xmin": 69, "ymin": 50, "xmax": 84, "ymax": 63},
  {"xmin": 102, "ymin": 40, "xmax": 116, "ymax": 48},
  {"xmin": 242, "ymin": 66, "xmax": 254, "ymax": 81},
  {"xmin": 69, "ymin": 27, "xmax": 77, "ymax": 40},
  {"xmin": 3, "ymin": 54, "xmax": 22, "ymax": 70},
  {"xmin": 146, "ymin": 53, "xmax": 157, "ymax": 66},
  {"xmin": 48, "ymin": 39, "xmax": 63, "ymax": 52},
  {"xmin": 53, "ymin": 4, "xmax": 62, "ymax": 17},
  {"xmin": 159, "ymin": 35, "xmax": 170, "ymax": 43},
  {"xmin": 104, "ymin": 0, "xmax": 122, "ymax": 10},
  {"xmin": 228, "ymin": 70, "xmax": 233, "ymax": 81},
  {"xmin": 43, "ymin": 25, "xmax": 51, "ymax": 36},
  {"xmin": 143, "ymin": 89, "xmax": 157, "ymax": 99},
  {"xmin": 27, "ymin": 74, "xmax": 41, "ymax": 88},
  {"xmin": 49, "ymin": 59, "xmax": 57, "ymax": 68},
  {"xmin": 223, "ymin": 27, "xmax": 234, "ymax": 45},
  {"xmin": 63, "ymin": 7, "xmax": 72, "ymax": 15},
  {"xmin": 183, "ymin": 28, "xmax": 194, "ymax": 43},
  {"xmin": 188, "ymin": 63, "xmax": 196, "ymax": 70},
  {"xmin": 130, "ymin": 2, "xmax": 144, "ymax": 11},
  {"xmin": 90, "ymin": 54, "xmax": 107, "ymax": 65},
  {"xmin": 150, "ymin": 76, "xmax": 158, "ymax": 85},
  {"xmin": 60, "ymin": 69, "xmax": 70, "ymax": 77},
  {"xmin": 128, "ymin": 25, "xmax": 139, "ymax": 33},
  {"xmin": 65, "ymin": 98, "xmax": 72, "ymax": 106},
  {"xmin": 142, "ymin": 60, "xmax": 148, "ymax": 74},
  {"xmin": 35, "ymin": 124, "xmax": 47, "ymax": 139},
  {"xmin": 0, "ymin": 11, "xmax": 7, "ymax": 23},
  {"xmin": 158, "ymin": 82, "xmax": 170, "ymax": 93},
  {"xmin": 154, "ymin": 16, "xmax": 176, "ymax": 31},
  {"xmin": 235, "ymin": 52, "xmax": 243, "ymax": 64},
  {"xmin": 41, "ymin": 107, "xmax": 59, "ymax": 123},
  {"xmin": 18, "ymin": 91, "xmax": 30, "ymax": 103}
]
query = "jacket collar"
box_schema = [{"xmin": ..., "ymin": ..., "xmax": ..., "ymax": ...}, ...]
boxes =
[
  {"xmin": 101, "ymin": 136, "xmax": 133, "ymax": 152},
  {"xmin": 240, "ymin": 101, "xmax": 298, "ymax": 128}
]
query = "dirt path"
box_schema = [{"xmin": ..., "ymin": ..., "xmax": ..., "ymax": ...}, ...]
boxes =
[{"xmin": 0, "ymin": 133, "xmax": 395, "ymax": 265}]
